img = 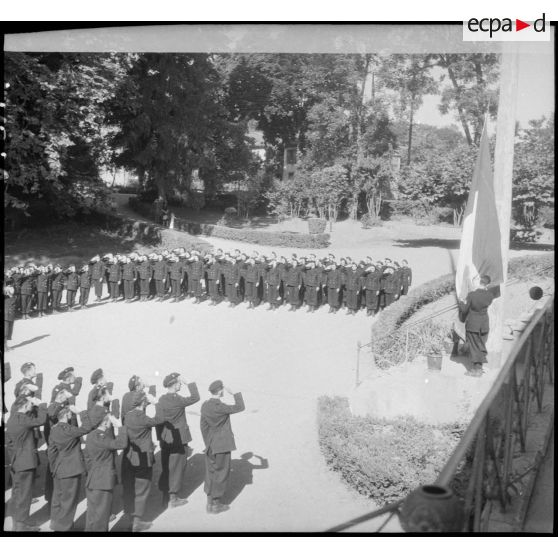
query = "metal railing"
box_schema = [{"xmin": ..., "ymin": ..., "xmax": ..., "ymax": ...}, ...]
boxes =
[
  {"xmin": 355, "ymin": 264, "xmax": 554, "ymax": 387},
  {"xmin": 333, "ymin": 294, "xmax": 554, "ymax": 532}
]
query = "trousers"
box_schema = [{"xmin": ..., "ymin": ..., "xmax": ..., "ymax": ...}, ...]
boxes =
[
  {"xmin": 124, "ymin": 279, "xmax": 135, "ymax": 299},
  {"xmin": 109, "ymin": 282, "xmax": 119, "ymax": 300},
  {"xmin": 37, "ymin": 292, "xmax": 48, "ymax": 312},
  {"xmin": 10, "ymin": 469, "xmax": 34, "ymax": 523},
  {"xmin": 79, "ymin": 287, "xmax": 90, "ymax": 306},
  {"xmin": 85, "ymin": 488, "xmax": 113, "ymax": 532},
  {"xmin": 52, "ymin": 289, "xmax": 63, "ymax": 309},
  {"xmin": 159, "ymin": 442, "xmax": 187, "ymax": 495},
  {"xmin": 67, "ymin": 289, "xmax": 77, "ymax": 308},
  {"xmin": 93, "ymin": 278, "xmax": 103, "ymax": 298},
  {"xmin": 50, "ymin": 475, "xmax": 81, "ymax": 531},
  {"xmin": 204, "ymin": 451, "xmax": 231, "ymax": 502}
]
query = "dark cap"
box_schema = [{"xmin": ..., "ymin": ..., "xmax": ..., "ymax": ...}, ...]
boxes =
[
  {"xmin": 57, "ymin": 405, "xmax": 72, "ymax": 420},
  {"xmin": 58, "ymin": 367, "xmax": 74, "ymax": 381},
  {"xmin": 131, "ymin": 391, "xmax": 148, "ymax": 409},
  {"xmin": 208, "ymin": 380, "xmax": 224, "ymax": 395},
  {"xmin": 90, "ymin": 368, "xmax": 104, "ymax": 385},
  {"xmin": 20, "ymin": 362, "xmax": 35, "ymax": 374},
  {"xmin": 128, "ymin": 375, "xmax": 141, "ymax": 391},
  {"xmin": 13, "ymin": 394, "xmax": 30, "ymax": 410},
  {"xmin": 163, "ymin": 373, "xmax": 180, "ymax": 388}
]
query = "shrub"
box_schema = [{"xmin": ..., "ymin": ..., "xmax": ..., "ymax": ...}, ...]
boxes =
[
  {"xmin": 360, "ymin": 212, "xmax": 383, "ymax": 229},
  {"xmin": 308, "ymin": 217, "xmax": 327, "ymax": 234},
  {"xmin": 536, "ymin": 205, "xmax": 554, "ymax": 229},
  {"xmin": 219, "ymin": 206, "xmax": 238, "ymax": 226},
  {"xmin": 510, "ymin": 227, "xmax": 543, "ymax": 243},
  {"xmin": 317, "ymin": 396, "xmax": 464, "ymax": 505}
]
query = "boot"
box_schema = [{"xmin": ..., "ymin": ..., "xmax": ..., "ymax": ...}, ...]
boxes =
[
  {"xmin": 169, "ymin": 494, "xmax": 188, "ymax": 508},
  {"xmin": 209, "ymin": 502, "xmax": 230, "ymax": 515},
  {"xmin": 132, "ymin": 518, "xmax": 153, "ymax": 532},
  {"xmin": 206, "ymin": 496, "xmax": 214, "ymax": 513}
]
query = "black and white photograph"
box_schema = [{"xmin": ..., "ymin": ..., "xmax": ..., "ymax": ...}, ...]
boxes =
[{"xmin": 2, "ymin": 18, "xmax": 555, "ymax": 536}]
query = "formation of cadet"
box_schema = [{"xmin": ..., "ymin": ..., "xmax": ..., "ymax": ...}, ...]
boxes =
[
  {"xmin": 5, "ymin": 361, "xmax": 245, "ymax": 532},
  {"xmin": 3, "ymin": 249, "xmax": 412, "ymax": 332}
]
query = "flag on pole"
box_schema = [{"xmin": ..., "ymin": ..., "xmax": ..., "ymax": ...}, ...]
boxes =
[{"xmin": 455, "ymin": 120, "xmax": 504, "ymax": 306}]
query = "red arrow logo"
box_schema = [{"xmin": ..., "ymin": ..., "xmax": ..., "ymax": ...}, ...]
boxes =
[{"xmin": 516, "ymin": 19, "xmax": 530, "ymax": 31}]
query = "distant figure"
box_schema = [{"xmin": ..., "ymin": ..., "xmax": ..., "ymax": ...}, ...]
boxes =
[
  {"xmin": 458, "ymin": 274, "xmax": 499, "ymax": 375},
  {"xmin": 161, "ymin": 208, "xmax": 170, "ymax": 228},
  {"xmin": 169, "ymin": 212, "xmax": 175, "ymax": 230},
  {"xmin": 200, "ymin": 380, "xmax": 245, "ymax": 515}
]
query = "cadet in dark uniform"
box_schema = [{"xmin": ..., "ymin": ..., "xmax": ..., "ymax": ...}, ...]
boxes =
[
  {"xmin": 14, "ymin": 361, "xmax": 42, "ymax": 399},
  {"xmin": 20, "ymin": 267, "xmax": 35, "ymax": 319},
  {"xmin": 36, "ymin": 266, "xmax": 49, "ymax": 317},
  {"xmin": 51, "ymin": 367, "xmax": 83, "ymax": 427},
  {"xmin": 84, "ymin": 413, "xmax": 127, "ymax": 532},
  {"xmin": 381, "ymin": 266, "xmax": 399, "ymax": 309},
  {"xmin": 122, "ymin": 256, "xmax": 138, "ymax": 302},
  {"xmin": 4, "ymin": 284, "xmax": 17, "ymax": 350},
  {"xmin": 188, "ymin": 253, "xmax": 205, "ymax": 302},
  {"xmin": 65, "ymin": 265, "xmax": 79, "ymax": 310},
  {"xmin": 400, "ymin": 259, "xmax": 412, "ymax": 296},
  {"xmin": 157, "ymin": 373, "xmax": 200, "ymax": 508},
  {"xmin": 51, "ymin": 265, "xmax": 65, "ymax": 313},
  {"xmin": 107, "ymin": 257, "xmax": 122, "ymax": 302},
  {"xmin": 303, "ymin": 260, "xmax": 321, "ymax": 312},
  {"xmin": 153, "ymin": 255, "xmax": 167, "ymax": 300},
  {"xmin": 137, "ymin": 255, "xmax": 152, "ymax": 301},
  {"xmin": 243, "ymin": 258, "xmax": 259, "ymax": 309},
  {"xmin": 89, "ymin": 255, "xmax": 105, "ymax": 301},
  {"xmin": 363, "ymin": 264, "xmax": 382, "ymax": 316},
  {"xmin": 168, "ymin": 255, "xmax": 184, "ymax": 302},
  {"xmin": 48, "ymin": 404, "xmax": 96, "ymax": 531},
  {"xmin": 285, "ymin": 258, "xmax": 302, "ymax": 311},
  {"xmin": 458, "ymin": 275, "xmax": 499, "ymax": 375},
  {"xmin": 224, "ymin": 256, "xmax": 241, "ymax": 306},
  {"xmin": 200, "ymin": 380, "xmax": 245, "ymax": 514},
  {"xmin": 344, "ymin": 262, "xmax": 361, "ymax": 315},
  {"xmin": 324, "ymin": 263, "xmax": 342, "ymax": 313},
  {"xmin": 265, "ymin": 258, "xmax": 282, "ymax": 310},
  {"xmin": 205, "ymin": 254, "xmax": 221, "ymax": 305},
  {"xmin": 6, "ymin": 394, "xmax": 47, "ymax": 531},
  {"xmin": 79, "ymin": 263, "xmax": 92, "ymax": 308},
  {"xmin": 87, "ymin": 368, "xmax": 108, "ymax": 411},
  {"xmin": 123, "ymin": 391, "xmax": 164, "ymax": 532}
]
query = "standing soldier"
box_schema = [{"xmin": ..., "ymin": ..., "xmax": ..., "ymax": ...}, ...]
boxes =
[
  {"xmin": 284, "ymin": 257, "xmax": 302, "ymax": 311},
  {"xmin": 137, "ymin": 255, "xmax": 152, "ymax": 302},
  {"xmin": 243, "ymin": 258, "xmax": 259, "ymax": 309},
  {"xmin": 6, "ymin": 394, "xmax": 47, "ymax": 531},
  {"xmin": 362, "ymin": 264, "xmax": 382, "ymax": 316},
  {"xmin": 122, "ymin": 391, "xmax": 164, "ymax": 532},
  {"xmin": 344, "ymin": 262, "xmax": 361, "ymax": 315},
  {"xmin": 400, "ymin": 259, "xmax": 412, "ymax": 296},
  {"xmin": 265, "ymin": 257, "xmax": 282, "ymax": 310},
  {"xmin": 4, "ymin": 284, "xmax": 17, "ymax": 351},
  {"xmin": 188, "ymin": 253, "xmax": 205, "ymax": 303},
  {"xmin": 205, "ymin": 254, "xmax": 221, "ymax": 305},
  {"xmin": 107, "ymin": 256, "xmax": 122, "ymax": 302},
  {"xmin": 36, "ymin": 266, "xmax": 49, "ymax": 317},
  {"xmin": 168, "ymin": 255, "xmax": 183, "ymax": 303},
  {"xmin": 380, "ymin": 265, "xmax": 399, "ymax": 309},
  {"xmin": 122, "ymin": 256, "xmax": 137, "ymax": 302},
  {"xmin": 324, "ymin": 263, "xmax": 342, "ymax": 313},
  {"xmin": 51, "ymin": 265, "xmax": 64, "ymax": 313},
  {"xmin": 65, "ymin": 265, "xmax": 79, "ymax": 311},
  {"xmin": 200, "ymin": 381, "xmax": 245, "ymax": 514},
  {"xmin": 84, "ymin": 413, "xmax": 127, "ymax": 532},
  {"xmin": 14, "ymin": 362, "xmax": 42, "ymax": 399},
  {"xmin": 254, "ymin": 255, "xmax": 267, "ymax": 306},
  {"xmin": 20, "ymin": 267, "xmax": 35, "ymax": 320},
  {"xmin": 90, "ymin": 255, "xmax": 105, "ymax": 302},
  {"xmin": 79, "ymin": 264, "xmax": 92, "ymax": 308},
  {"xmin": 303, "ymin": 260, "xmax": 321, "ymax": 312},
  {"xmin": 87, "ymin": 368, "xmax": 108, "ymax": 411},
  {"xmin": 157, "ymin": 373, "xmax": 200, "ymax": 508},
  {"xmin": 51, "ymin": 367, "xmax": 83, "ymax": 426},
  {"xmin": 12, "ymin": 266, "xmax": 24, "ymax": 317},
  {"xmin": 224, "ymin": 256, "xmax": 241, "ymax": 307},
  {"xmin": 153, "ymin": 254, "xmax": 167, "ymax": 300}
]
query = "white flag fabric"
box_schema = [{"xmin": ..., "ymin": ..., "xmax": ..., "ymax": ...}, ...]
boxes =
[{"xmin": 455, "ymin": 123, "xmax": 504, "ymax": 304}]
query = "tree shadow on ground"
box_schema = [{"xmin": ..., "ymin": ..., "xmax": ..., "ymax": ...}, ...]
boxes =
[
  {"xmin": 221, "ymin": 452, "xmax": 269, "ymax": 506},
  {"xmin": 509, "ymin": 241, "xmax": 554, "ymax": 252},
  {"xmin": 394, "ymin": 238, "xmax": 461, "ymax": 250},
  {"xmin": 9, "ymin": 334, "xmax": 51, "ymax": 350}
]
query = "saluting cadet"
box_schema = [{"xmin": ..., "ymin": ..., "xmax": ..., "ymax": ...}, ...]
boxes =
[
  {"xmin": 137, "ymin": 255, "xmax": 152, "ymax": 302},
  {"xmin": 362, "ymin": 264, "xmax": 382, "ymax": 316},
  {"xmin": 254, "ymin": 255, "xmax": 267, "ymax": 305},
  {"xmin": 265, "ymin": 258, "xmax": 282, "ymax": 310},
  {"xmin": 224, "ymin": 256, "xmax": 241, "ymax": 306},
  {"xmin": 14, "ymin": 361, "xmax": 42, "ymax": 399},
  {"xmin": 79, "ymin": 264, "xmax": 92, "ymax": 308},
  {"xmin": 156, "ymin": 373, "xmax": 200, "ymax": 508},
  {"xmin": 47, "ymin": 404, "xmax": 96, "ymax": 531},
  {"xmin": 4, "ymin": 284, "xmax": 17, "ymax": 350},
  {"xmin": 284, "ymin": 257, "xmax": 302, "ymax": 311},
  {"xmin": 107, "ymin": 257, "xmax": 122, "ymax": 302},
  {"xmin": 200, "ymin": 380, "xmax": 245, "ymax": 514},
  {"xmin": 122, "ymin": 256, "xmax": 137, "ymax": 302},
  {"xmin": 6, "ymin": 394, "xmax": 47, "ymax": 531},
  {"xmin": 122, "ymin": 391, "xmax": 164, "ymax": 532},
  {"xmin": 65, "ymin": 265, "xmax": 79, "ymax": 310},
  {"xmin": 324, "ymin": 263, "xmax": 342, "ymax": 313},
  {"xmin": 84, "ymin": 413, "xmax": 127, "ymax": 532},
  {"xmin": 51, "ymin": 265, "xmax": 64, "ymax": 313},
  {"xmin": 381, "ymin": 266, "xmax": 399, "ymax": 309},
  {"xmin": 153, "ymin": 254, "xmax": 167, "ymax": 300},
  {"xmin": 87, "ymin": 368, "xmax": 108, "ymax": 411},
  {"xmin": 90, "ymin": 255, "xmax": 105, "ymax": 301},
  {"xmin": 344, "ymin": 262, "xmax": 361, "ymax": 315},
  {"xmin": 400, "ymin": 259, "xmax": 412, "ymax": 296},
  {"xmin": 243, "ymin": 258, "xmax": 259, "ymax": 309},
  {"xmin": 20, "ymin": 267, "xmax": 35, "ymax": 320},
  {"xmin": 168, "ymin": 255, "xmax": 183, "ymax": 302},
  {"xmin": 205, "ymin": 254, "xmax": 221, "ymax": 305},
  {"xmin": 188, "ymin": 253, "xmax": 205, "ymax": 303},
  {"xmin": 36, "ymin": 266, "xmax": 49, "ymax": 317},
  {"xmin": 303, "ymin": 261, "xmax": 321, "ymax": 312},
  {"xmin": 51, "ymin": 367, "xmax": 83, "ymax": 427}
]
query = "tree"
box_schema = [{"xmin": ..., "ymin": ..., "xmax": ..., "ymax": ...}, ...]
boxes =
[
  {"xmin": 436, "ymin": 54, "xmax": 500, "ymax": 146},
  {"xmin": 308, "ymin": 164, "xmax": 350, "ymax": 227},
  {"xmin": 512, "ymin": 114, "xmax": 555, "ymax": 226}
]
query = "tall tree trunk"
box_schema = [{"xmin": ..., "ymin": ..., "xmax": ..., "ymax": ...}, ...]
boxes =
[{"xmin": 407, "ymin": 100, "xmax": 414, "ymax": 166}]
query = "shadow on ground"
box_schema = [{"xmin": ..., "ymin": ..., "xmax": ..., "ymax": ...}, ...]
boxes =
[{"xmin": 9, "ymin": 334, "xmax": 51, "ymax": 350}]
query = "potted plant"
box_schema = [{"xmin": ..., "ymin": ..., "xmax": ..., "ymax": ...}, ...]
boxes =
[{"xmin": 416, "ymin": 321, "xmax": 447, "ymax": 371}]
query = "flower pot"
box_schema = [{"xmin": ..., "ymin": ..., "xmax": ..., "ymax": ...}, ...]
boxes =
[
  {"xmin": 426, "ymin": 354, "xmax": 443, "ymax": 371},
  {"xmin": 400, "ymin": 485, "xmax": 464, "ymax": 532}
]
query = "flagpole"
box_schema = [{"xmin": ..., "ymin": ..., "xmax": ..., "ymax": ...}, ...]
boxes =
[{"xmin": 486, "ymin": 44, "xmax": 519, "ymax": 366}]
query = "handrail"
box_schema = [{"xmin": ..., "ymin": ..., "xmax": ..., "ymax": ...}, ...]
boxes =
[{"xmin": 436, "ymin": 294, "xmax": 554, "ymax": 486}]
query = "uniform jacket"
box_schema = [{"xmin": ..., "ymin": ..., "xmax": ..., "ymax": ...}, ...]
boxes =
[
  {"xmin": 51, "ymin": 377, "xmax": 83, "ymax": 406},
  {"xmin": 285, "ymin": 265, "xmax": 302, "ymax": 287},
  {"xmin": 153, "ymin": 261, "xmax": 168, "ymax": 281},
  {"xmin": 244, "ymin": 264, "xmax": 259, "ymax": 283},
  {"xmin": 156, "ymin": 384, "xmax": 200, "ymax": 446},
  {"xmin": 20, "ymin": 276, "xmax": 36, "ymax": 295},
  {"xmin": 79, "ymin": 270, "xmax": 92, "ymax": 288},
  {"xmin": 324, "ymin": 268, "xmax": 342, "ymax": 289},
  {"xmin": 47, "ymin": 420, "xmax": 95, "ymax": 478},
  {"xmin": 304, "ymin": 268, "xmax": 322, "ymax": 287},
  {"xmin": 52, "ymin": 272, "xmax": 65, "ymax": 291},
  {"xmin": 66, "ymin": 271, "xmax": 79, "ymax": 291},
  {"xmin": 401, "ymin": 266, "xmax": 412, "ymax": 287},
  {"xmin": 168, "ymin": 261, "xmax": 184, "ymax": 280},
  {"xmin": 121, "ymin": 391, "xmax": 136, "ymax": 425},
  {"xmin": 14, "ymin": 377, "xmax": 40, "ymax": 398},
  {"xmin": 4, "ymin": 296, "xmax": 17, "ymax": 322},
  {"xmin": 36, "ymin": 273, "xmax": 49, "ymax": 293},
  {"xmin": 381, "ymin": 273, "xmax": 399, "ymax": 294},
  {"xmin": 205, "ymin": 262, "xmax": 221, "ymax": 281},
  {"xmin": 363, "ymin": 270, "xmax": 382, "ymax": 291},
  {"xmin": 459, "ymin": 288, "xmax": 497, "ymax": 333},
  {"xmin": 224, "ymin": 263, "xmax": 240, "ymax": 284},
  {"xmin": 265, "ymin": 265, "xmax": 282, "ymax": 286},
  {"xmin": 189, "ymin": 260, "xmax": 204, "ymax": 281},
  {"xmin": 344, "ymin": 270, "xmax": 360, "ymax": 290},
  {"xmin": 122, "ymin": 262, "xmax": 137, "ymax": 281},
  {"xmin": 84, "ymin": 427, "xmax": 128, "ymax": 490},
  {"xmin": 6, "ymin": 405, "xmax": 48, "ymax": 471},
  {"xmin": 107, "ymin": 263, "xmax": 122, "ymax": 283},
  {"xmin": 200, "ymin": 393, "xmax": 245, "ymax": 454},
  {"xmin": 90, "ymin": 261, "xmax": 105, "ymax": 281},
  {"xmin": 124, "ymin": 408, "xmax": 165, "ymax": 467},
  {"xmin": 137, "ymin": 261, "xmax": 152, "ymax": 280}
]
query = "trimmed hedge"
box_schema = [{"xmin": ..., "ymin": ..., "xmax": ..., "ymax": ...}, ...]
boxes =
[
  {"xmin": 318, "ymin": 396, "xmax": 463, "ymax": 504},
  {"xmin": 370, "ymin": 253, "xmax": 555, "ymax": 369},
  {"xmin": 129, "ymin": 197, "xmax": 331, "ymax": 249}
]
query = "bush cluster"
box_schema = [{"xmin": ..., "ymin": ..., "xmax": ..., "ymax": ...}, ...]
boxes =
[
  {"xmin": 308, "ymin": 216, "xmax": 327, "ymax": 234},
  {"xmin": 317, "ymin": 396, "xmax": 464, "ymax": 505},
  {"xmin": 129, "ymin": 197, "xmax": 331, "ymax": 249},
  {"xmin": 360, "ymin": 212, "xmax": 383, "ymax": 229}
]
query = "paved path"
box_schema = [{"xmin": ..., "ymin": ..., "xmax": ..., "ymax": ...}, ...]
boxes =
[{"xmin": 524, "ymin": 430, "xmax": 554, "ymax": 533}]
